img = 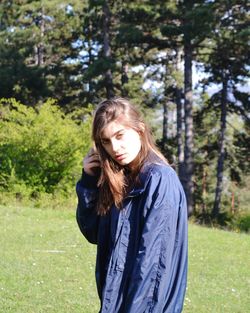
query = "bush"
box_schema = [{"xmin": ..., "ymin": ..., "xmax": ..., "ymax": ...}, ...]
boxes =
[
  {"xmin": 0, "ymin": 98, "xmax": 92, "ymax": 200},
  {"xmin": 193, "ymin": 210, "xmax": 250, "ymax": 233},
  {"xmin": 234, "ymin": 215, "xmax": 250, "ymax": 233}
]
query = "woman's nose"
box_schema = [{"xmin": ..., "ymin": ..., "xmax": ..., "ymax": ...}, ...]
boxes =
[{"xmin": 111, "ymin": 139, "xmax": 120, "ymax": 152}]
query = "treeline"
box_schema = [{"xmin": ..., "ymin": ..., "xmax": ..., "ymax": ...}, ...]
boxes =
[{"xmin": 0, "ymin": 1, "xmax": 249, "ymax": 223}]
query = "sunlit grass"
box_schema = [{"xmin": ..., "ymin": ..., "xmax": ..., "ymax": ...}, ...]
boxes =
[
  {"xmin": 185, "ymin": 224, "xmax": 250, "ymax": 312},
  {"xmin": 0, "ymin": 205, "xmax": 99, "ymax": 313},
  {"xmin": 0, "ymin": 205, "xmax": 249, "ymax": 313}
]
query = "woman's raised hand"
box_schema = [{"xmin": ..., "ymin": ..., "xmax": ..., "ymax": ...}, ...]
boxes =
[{"xmin": 83, "ymin": 148, "xmax": 101, "ymax": 176}]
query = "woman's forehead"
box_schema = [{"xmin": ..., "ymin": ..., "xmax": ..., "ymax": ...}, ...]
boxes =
[{"xmin": 101, "ymin": 120, "xmax": 128, "ymax": 139}]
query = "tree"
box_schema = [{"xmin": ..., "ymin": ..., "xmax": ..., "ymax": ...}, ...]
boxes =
[
  {"xmin": 198, "ymin": 0, "xmax": 249, "ymax": 217},
  {"xmin": 0, "ymin": 0, "xmax": 87, "ymax": 107},
  {"xmin": 160, "ymin": 0, "xmax": 215, "ymax": 215},
  {"xmin": 102, "ymin": 0, "xmax": 115, "ymax": 98}
]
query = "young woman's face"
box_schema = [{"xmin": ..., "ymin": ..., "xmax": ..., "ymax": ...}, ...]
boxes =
[{"xmin": 100, "ymin": 120, "xmax": 142, "ymax": 166}]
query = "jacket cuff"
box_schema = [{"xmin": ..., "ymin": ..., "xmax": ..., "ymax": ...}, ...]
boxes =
[{"xmin": 79, "ymin": 169, "xmax": 99, "ymax": 188}]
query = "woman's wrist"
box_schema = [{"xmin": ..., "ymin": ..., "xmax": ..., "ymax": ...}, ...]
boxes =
[{"xmin": 80, "ymin": 169, "xmax": 99, "ymax": 188}]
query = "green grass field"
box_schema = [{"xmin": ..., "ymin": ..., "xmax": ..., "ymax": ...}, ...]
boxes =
[{"xmin": 0, "ymin": 205, "xmax": 249, "ymax": 313}]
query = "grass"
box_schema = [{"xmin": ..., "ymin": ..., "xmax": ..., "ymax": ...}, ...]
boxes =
[
  {"xmin": 0, "ymin": 205, "xmax": 249, "ymax": 313},
  {"xmin": 186, "ymin": 224, "xmax": 250, "ymax": 312},
  {"xmin": 0, "ymin": 205, "xmax": 99, "ymax": 313}
]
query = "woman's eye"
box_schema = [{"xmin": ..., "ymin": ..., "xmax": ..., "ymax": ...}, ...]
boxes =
[
  {"xmin": 101, "ymin": 139, "xmax": 109, "ymax": 145},
  {"xmin": 116, "ymin": 133, "xmax": 124, "ymax": 139}
]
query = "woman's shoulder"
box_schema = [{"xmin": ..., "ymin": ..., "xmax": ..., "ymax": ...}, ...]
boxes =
[
  {"xmin": 142, "ymin": 151, "xmax": 174, "ymax": 173},
  {"xmin": 142, "ymin": 155, "xmax": 177, "ymax": 179},
  {"xmin": 130, "ymin": 154, "xmax": 181, "ymax": 195},
  {"xmin": 143, "ymin": 163, "xmax": 180, "ymax": 190}
]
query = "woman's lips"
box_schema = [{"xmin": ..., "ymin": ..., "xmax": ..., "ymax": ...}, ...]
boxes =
[{"xmin": 115, "ymin": 154, "xmax": 126, "ymax": 161}]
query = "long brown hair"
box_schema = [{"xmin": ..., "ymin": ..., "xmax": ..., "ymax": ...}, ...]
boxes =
[{"xmin": 92, "ymin": 97, "xmax": 167, "ymax": 215}]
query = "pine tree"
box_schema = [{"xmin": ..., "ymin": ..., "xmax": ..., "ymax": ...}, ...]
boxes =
[
  {"xmin": 0, "ymin": 0, "xmax": 87, "ymax": 107},
  {"xmin": 198, "ymin": 0, "xmax": 249, "ymax": 217},
  {"xmin": 160, "ymin": 0, "xmax": 215, "ymax": 214}
]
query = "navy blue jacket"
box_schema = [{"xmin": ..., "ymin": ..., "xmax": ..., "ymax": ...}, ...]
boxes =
[{"xmin": 76, "ymin": 158, "xmax": 188, "ymax": 313}]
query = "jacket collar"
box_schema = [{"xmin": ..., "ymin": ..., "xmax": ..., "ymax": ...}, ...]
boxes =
[{"xmin": 127, "ymin": 153, "xmax": 165, "ymax": 197}]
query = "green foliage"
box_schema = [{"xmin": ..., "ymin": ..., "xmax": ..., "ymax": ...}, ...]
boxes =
[
  {"xmin": 160, "ymin": 24, "xmax": 182, "ymax": 37},
  {"xmin": 194, "ymin": 211, "xmax": 250, "ymax": 234},
  {"xmin": 0, "ymin": 98, "xmax": 92, "ymax": 200},
  {"xmin": 116, "ymin": 25, "xmax": 144, "ymax": 44},
  {"xmin": 192, "ymin": 91, "xmax": 250, "ymax": 218},
  {"xmin": 0, "ymin": 0, "xmax": 249, "ymax": 219},
  {"xmin": 235, "ymin": 215, "xmax": 250, "ymax": 233},
  {"xmin": 0, "ymin": 0, "xmax": 87, "ymax": 107}
]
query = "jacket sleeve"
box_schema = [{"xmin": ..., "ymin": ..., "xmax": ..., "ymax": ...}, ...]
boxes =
[
  {"xmin": 76, "ymin": 171, "xmax": 100, "ymax": 244},
  {"xmin": 123, "ymin": 166, "xmax": 188, "ymax": 313}
]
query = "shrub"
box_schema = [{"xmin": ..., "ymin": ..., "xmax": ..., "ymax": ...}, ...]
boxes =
[
  {"xmin": 235, "ymin": 215, "xmax": 250, "ymax": 233},
  {"xmin": 0, "ymin": 98, "xmax": 92, "ymax": 200},
  {"xmin": 193, "ymin": 210, "xmax": 250, "ymax": 233}
]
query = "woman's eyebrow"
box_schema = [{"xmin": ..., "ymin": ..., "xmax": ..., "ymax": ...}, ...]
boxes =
[{"xmin": 101, "ymin": 129, "xmax": 125, "ymax": 140}]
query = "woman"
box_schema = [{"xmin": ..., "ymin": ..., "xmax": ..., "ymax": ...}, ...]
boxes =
[{"xmin": 76, "ymin": 97, "xmax": 188, "ymax": 313}]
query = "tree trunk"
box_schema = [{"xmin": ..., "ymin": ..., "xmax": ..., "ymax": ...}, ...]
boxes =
[
  {"xmin": 202, "ymin": 166, "xmax": 207, "ymax": 214},
  {"xmin": 231, "ymin": 189, "xmax": 235, "ymax": 214},
  {"xmin": 121, "ymin": 61, "xmax": 129, "ymax": 97},
  {"xmin": 162, "ymin": 100, "xmax": 168, "ymax": 143},
  {"xmin": 102, "ymin": 0, "xmax": 114, "ymax": 99},
  {"xmin": 174, "ymin": 48, "xmax": 185, "ymax": 182},
  {"xmin": 87, "ymin": 22, "xmax": 94, "ymax": 103},
  {"xmin": 36, "ymin": 7, "xmax": 45, "ymax": 66},
  {"xmin": 212, "ymin": 77, "xmax": 228, "ymax": 217},
  {"xmin": 176, "ymin": 87, "xmax": 185, "ymax": 168},
  {"xmin": 183, "ymin": 39, "xmax": 194, "ymax": 216}
]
